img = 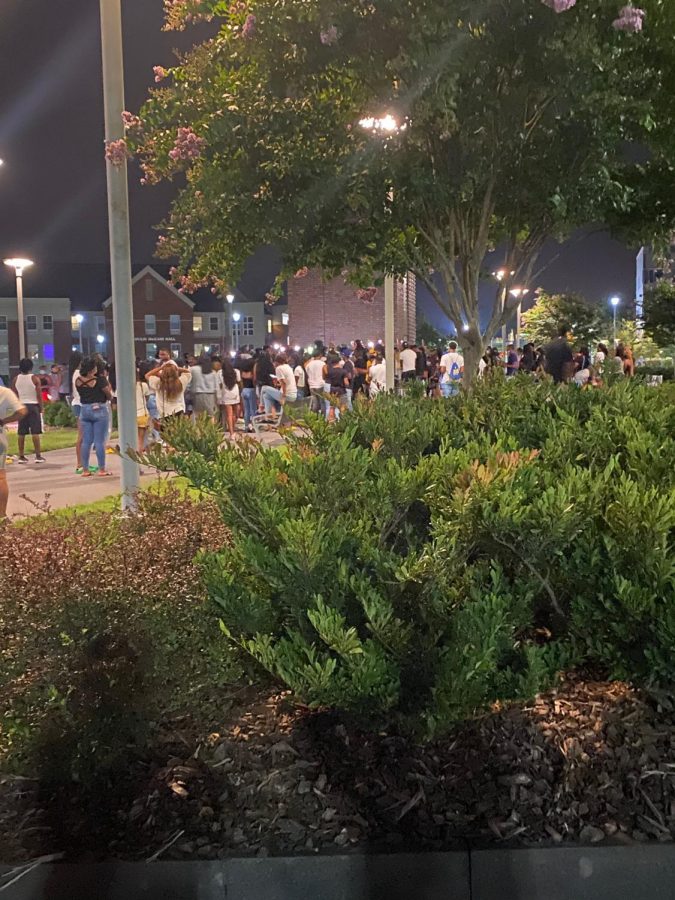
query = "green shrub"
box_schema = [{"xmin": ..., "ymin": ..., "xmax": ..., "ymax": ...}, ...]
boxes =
[
  {"xmin": 43, "ymin": 401, "xmax": 77, "ymax": 428},
  {"xmin": 144, "ymin": 381, "xmax": 675, "ymax": 738},
  {"xmin": 0, "ymin": 489, "xmax": 239, "ymax": 781}
]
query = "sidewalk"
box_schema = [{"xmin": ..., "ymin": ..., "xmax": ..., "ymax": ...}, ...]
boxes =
[{"xmin": 5, "ymin": 430, "xmax": 285, "ymax": 518}]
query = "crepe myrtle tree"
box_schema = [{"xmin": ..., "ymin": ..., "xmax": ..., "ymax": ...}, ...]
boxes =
[{"xmin": 126, "ymin": 0, "xmax": 669, "ymax": 381}]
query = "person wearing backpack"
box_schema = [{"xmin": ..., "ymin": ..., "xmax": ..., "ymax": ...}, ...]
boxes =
[{"xmin": 439, "ymin": 341, "xmax": 464, "ymax": 397}]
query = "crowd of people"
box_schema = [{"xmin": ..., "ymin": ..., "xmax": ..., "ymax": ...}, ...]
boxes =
[{"xmin": 0, "ymin": 327, "xmax": 640, "ymax": 520}]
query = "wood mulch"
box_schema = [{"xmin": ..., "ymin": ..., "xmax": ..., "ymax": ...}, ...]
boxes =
[{"xmin": 3, "ymin": 676, "xmax": 675, "ymax": 863}]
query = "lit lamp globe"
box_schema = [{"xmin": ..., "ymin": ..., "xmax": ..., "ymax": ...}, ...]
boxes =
[{"xmin": 4, "ymin": 257, "xmax": 33, "ymax": 275}]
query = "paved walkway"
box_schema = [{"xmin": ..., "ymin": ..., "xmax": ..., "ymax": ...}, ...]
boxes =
[{"xmin": 5, "ymin": 430, "xmax": 285, "ymax": 519}]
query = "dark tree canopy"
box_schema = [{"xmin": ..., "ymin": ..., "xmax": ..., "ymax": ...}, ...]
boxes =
[{"xmin": 129, "ymin": 0, "xmax": 675, "ymax": 377}]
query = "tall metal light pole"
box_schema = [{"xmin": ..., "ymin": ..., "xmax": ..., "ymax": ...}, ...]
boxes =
[
  {"xmin": 226, "ymin": 293, "xmax": 234, "ymax": 354},
  {"xmin": 509, "ymin": 288, "xmax": 529, "ymax": 348},
  {"xmin": 384, "ymin": 276, "xmax": 395, "ymax": 391},
  {"xmin": 610, "ymin": 295, "xmax": 620, "ymax": 346},
  {"xmin": 232, "ymin": 311, "xmax": 241, "ymax": 353},
  {"xmin": 100, "ymin": 0, "xmax": 139, "ymax": 509},
  {"xmin": 4, "ymin": 258, "xmax": 33, "ymax": 363}
]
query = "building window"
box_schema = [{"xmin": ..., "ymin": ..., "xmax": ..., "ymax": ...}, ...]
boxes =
[
  {"xmin": 145, "ymin": 342, "xmax": 158, "ymax": 360},
  {"xmin": 42, "ymin": 315, "xmax": 53, "ymax": 332},
  {"xmin": 194, "ymin": 343, "xmax": 209, "ymax": 357},
  {"xmin": 26, "ymin": 315, "xmax": 37, "ymax": 332},
  {"xmin": 0, "ymin": 316, "xmax": 6, "ymax": 332},
  {"xmin": 193, "ymin": 315, "xmax": 203, "ymax": 333},
  {"xmin": 96, "ymin": 315, "xmax": 105, "ymax": 333},
  {"xmin": 42, "ymin": 343, "xmax": 55, "ymax": 363},
  {"xmin": 170, "ymin": 342, "xmax": 181, "ymax": 359},
  {"xmin": 233, "ymin": 315, "xmax": 255, "ymax": 338},
  {"xmin": 281, "ymin": 312, "xmax": 289, "ymax": 326},
  {"xmin": 145, "ymin": 277, "xmax": 154, "ymax": 302},
  {"xmin": 0, "ymin": 343, "xmax": 8, "ymax": 367},
  {"xmin": 71, "ymin": 315, "xmax": 81, "ymax": 332},
  {"xmin": 209, "ymin": 316, "xmax": 219, "ymax": 332},
  {"xmin": 170, "ymin": 314, "xmax": 181, "ymax": 335},
  {"xmin": 144, "ymin": 314, "xmax": 156, "ymax": 335}
]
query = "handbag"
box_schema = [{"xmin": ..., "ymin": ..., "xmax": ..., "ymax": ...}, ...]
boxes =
[{"xmin": 137, "ymin": 385, "xmax": 150, "ymax": 428}]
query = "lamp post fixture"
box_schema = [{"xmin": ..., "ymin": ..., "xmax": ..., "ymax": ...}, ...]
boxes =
[
  {"xmin": 232, "ymin": 311, "xmax": 241, "ymax": 353},
  {"xmin": 493, "ymin": 269, "xmax": 516, "ymax": 352},
  {"xmin": 359, "ymin": 113, "xmax": 404, "ymax": 393},
  {"xmin": 509, "ymin": 288, "xmax": 529, "ymax": 347},
  {"xmin": 4, "ymin": 258, "xmax": 33, "ymax": 364},
  {"xmin": 610, "ymin": 295, "xmax": 621, "ymax": 346},
  {"xmin": 226, "ymin": 292, "xmax": 235, "ymax": 354}
]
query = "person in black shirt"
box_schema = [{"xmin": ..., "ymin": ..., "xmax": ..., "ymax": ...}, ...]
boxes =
[
  {"xmin": 254, "ymin": 348, "xmax": 276, "ymax": 412},
  {"xmin": 75, "ymin": 357, "xmax": 113, "ymax": 477},
  {"xmin": 543, "ymin": 325, "xmax": 574, "ymax": 384}
]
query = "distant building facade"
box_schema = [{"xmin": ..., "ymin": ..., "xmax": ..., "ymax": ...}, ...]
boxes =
[
  {"xmin": 0, "ymin": 297, "xmax": 71, "ymax": 380},
  {"xmin": 286, "ymin": 269, "xmax": 416, "ymax": 349}
]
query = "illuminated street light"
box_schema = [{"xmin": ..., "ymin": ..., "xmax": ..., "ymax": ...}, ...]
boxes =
[
  {"xmin": 226, "ymin": 293, "xmax": 235, "ymax": 304},
  {"xmin": 610, "ymin": 295, "xmax": 621, "ymax": 345},
  {"xmin": 96, "ymin": 334, "xmax": 106, "ymax": 345},
  {"xmin": 509, "ymin": 288, "xmax": 529, "ymax": 347},
  {"xmin": 4, "ymin": 258, "xmax": 34, "ymax": 362}
]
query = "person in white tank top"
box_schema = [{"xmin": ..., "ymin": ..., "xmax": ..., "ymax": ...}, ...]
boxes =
[{"xmin": 11, "ymin": 359, "xmax": 45, "ymax": 463}]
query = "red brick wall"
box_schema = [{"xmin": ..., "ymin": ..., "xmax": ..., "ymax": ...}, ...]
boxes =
[{"xmin": 287, "ymin": 270, "xmax": 416, "ymax": 348}]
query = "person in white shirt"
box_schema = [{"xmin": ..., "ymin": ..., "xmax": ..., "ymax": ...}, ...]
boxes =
[
  {"xmin": 294, "ymin": 360, "xmax": 307, "ymax": 395},
  {"xmin": 0, "ymin": 386, "xmax": 26, "ymax": 519},
  {"xmin": 305, "ymin": 350, "xmax": 327, "ymax": 414},
  {"xmin": 368, "ymin": 354, "xmax": 387, "ymax": 398},
  {"xmin": 439, "ymin": 342, "xmax": 464, "ymax": 397},
  {"xmin": 400, "ymin": 344, "xmax": 417, "ymax": 382},
  {"xmin": 261, "ymin": 354, "xmax": 297, "ymax": 415},
  {"xmin": 145, "ymin": 363, "xmax": 192, "ymax": 419},
  {"xmin": 11, "ymin": 359, "xmax": 46, "ymax": 463},
  {"xmin": 189, "ymin": 356, "xmax": 219, "ymax": 419}
]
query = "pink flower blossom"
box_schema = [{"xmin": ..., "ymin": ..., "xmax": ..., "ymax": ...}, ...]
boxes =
[
  {"xmin": 357, "ymin": 287, "xmax": 377, "ymax": 304},
  {"xmin": 320, "ymin": 25, "xmax": 339, "ymax": 46},
  {"xmin": 613, "ymin": 5, "xmax": 645, "ymax": 32},
  {"xmin": 294, "ymin": 267, "xmax": 309, "ymax": 279},
  {"xmin": 242, "ymin": 13, "xmax": 256, "ymax": 39},
  {"xmin": 265, "ymin": 292, "xmax": 278, "ymax": 305},
  {"xmin": 168, "ymin": 127, "xmax": 206, "ymax": 161},
  {"xmin": 122, "ymin": 110, "xmax": 142, "ymax": 130},
  {"xmin": 105, "ymin": 139, "xmax": 130, "ymax": 167},
  {"xmin": 541, "ymin": 0, "xmax": 577, "ymax": 10},
  {"xmin": 153, "ymin": 65, "xmax": 168, "ymax": 83}
]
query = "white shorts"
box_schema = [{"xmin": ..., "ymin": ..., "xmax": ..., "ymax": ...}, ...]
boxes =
[
  {"xmin": 0, "ymin": 428, "xmax": 8, "ymax": 471},
  {"xmin": 220, "ymin": 385, "xmax": 240, "ymax": 405}
]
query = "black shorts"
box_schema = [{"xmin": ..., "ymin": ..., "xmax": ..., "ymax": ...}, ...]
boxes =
[
  {"xmin": 18, "ymin": 404, "xmax": 43, "ymax": 436},
  {"xmin": 402, "ymin": 371, "xmax": 417, "ymax": 381}
]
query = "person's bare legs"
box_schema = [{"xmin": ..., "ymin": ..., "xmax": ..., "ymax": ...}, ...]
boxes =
[
  {"xmin": 17, "ymin": 435, "xmax": 25, "ymax": 458},
  {"xmin": 0, "ymin": 471, "xmax": 8, "ymax": 519},
  {"xmin": 32, "ymin": 435, "xmax": 43, "ymax": 459},
  {"xmin": 226, "ymin": 405, "xmax": 235, "ymax": 439},
  {"xmin": 137, "ymin": 427, "xmax": 146, "ymax": 453}
]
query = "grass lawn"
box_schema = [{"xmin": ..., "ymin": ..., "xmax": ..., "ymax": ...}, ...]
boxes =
[
  {"xmin": 6, "ymin": 427, "xmax": 79, "ymax": 455},
  {"xmin": 6, "ymin": 427, "xmax": 120, "ymax": 456},
  {"xmin": 16, "ymin": 476, "xmax": 194, "ymax": 523}
]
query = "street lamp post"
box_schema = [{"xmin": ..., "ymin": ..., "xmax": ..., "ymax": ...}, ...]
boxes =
[
  {"xmin": 509, "ymin": 288, "xmax": 529, "ymax": 348},
  {"xmin": 100, "ymin": 0, "xmax": 139, "ymax": 509},
  {"xmin": 359, "ymin": 114, "xmax": 403, "ymax": 393},
  {"xmin": 75, "ymin": 314, "xmax": 84, "ymax": 354},
  {"xmin": 4, "ymin": 258, "xmax": 33, "ymax": 363},
  {"xmin": 610, "ymin": 296, "xmax": 620, "ymax": 346},
  {"xmin": 232, "ymin": 311, "xmax": 241, "ymax": 352},
  {"xmin": 226, "ymin": 293, "xmax": 234, "ymax": 355}
]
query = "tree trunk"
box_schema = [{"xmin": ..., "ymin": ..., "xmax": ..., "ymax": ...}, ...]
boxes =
[{"xmin": 461, "ymin": 339, "xmax": 484, "ymax": 390}]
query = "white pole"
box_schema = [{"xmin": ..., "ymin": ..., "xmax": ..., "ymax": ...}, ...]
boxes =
[
  {"xmin": 516, "ymin": 301, "xmax": 522, "ymax": 348},
  {"xmin": 100, "ymin": 0, "xmax": 139, "ymax": 510},
  {"xmin": 15, "ymin": 270, "xmax": 26, "ymax": 361},
  {"xmin": 384, "ymin": 275, "xmax": 395, "ymax": 392}
]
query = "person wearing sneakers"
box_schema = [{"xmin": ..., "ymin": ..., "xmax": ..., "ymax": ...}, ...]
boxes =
[
  {"xmin": 75, "ymin": 357, "xmax": 114, "ymax": 477},
  {"xmin": 11, "ymin": 359, "xmax": 46, "ymax": 464},
  {"xmin": 0, "ymin": 386, "xmax": 26, "ymax": 520}
]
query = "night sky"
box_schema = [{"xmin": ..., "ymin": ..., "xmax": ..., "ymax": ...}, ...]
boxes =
[{"xmin": 0, "ymin": 0, "xmax": 640, "ymax": 322}]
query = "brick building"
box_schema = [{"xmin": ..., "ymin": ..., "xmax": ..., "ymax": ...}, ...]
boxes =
[{"xmin": 286, "ymin": 269, "xmax": 416, "ymax": 349}]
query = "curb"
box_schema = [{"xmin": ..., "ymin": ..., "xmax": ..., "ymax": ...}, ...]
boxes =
[{"xmin": 2, "ymin": 845, "xmax": 675, "ymax": 899}]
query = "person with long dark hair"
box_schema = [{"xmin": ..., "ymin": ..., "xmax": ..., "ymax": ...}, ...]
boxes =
[
  {"xmin": 189, "ymin": 354, "xmax": 219, "ymax": 419},
  {"xmin": 218, "ymin": 359, "xmax": 241, "ymax": 439},
  {"xmin": 76, "ymin": 357, "xmax": 113, "ymax": 477}
]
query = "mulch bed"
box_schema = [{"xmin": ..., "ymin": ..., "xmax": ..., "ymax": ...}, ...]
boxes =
[{"xmin": 3, "ymin": 676, "xmax": 675, "ymax": 863}]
